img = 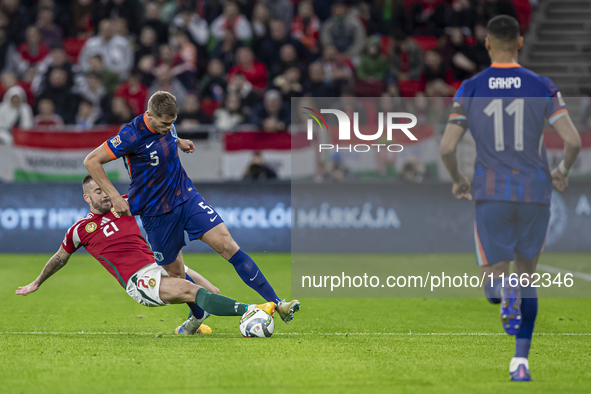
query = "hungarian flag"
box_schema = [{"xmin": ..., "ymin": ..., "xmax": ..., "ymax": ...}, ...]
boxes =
[{"xmin": 10, "ymin": 127, "xmax": 129, "ymax": 182}]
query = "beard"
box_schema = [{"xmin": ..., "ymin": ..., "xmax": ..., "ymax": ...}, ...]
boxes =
[{"xmin": 91, "ymin": 198, "xmax": 111, "ymax": 215}]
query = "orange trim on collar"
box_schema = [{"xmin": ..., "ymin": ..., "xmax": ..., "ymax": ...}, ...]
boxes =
[
  {"xmin": 143, "ymin": 112, "xmax": 159, "ymax": 134},
  {"xmin": 490, "ymin": 62, "xmax": 521, "ymax": 69}
]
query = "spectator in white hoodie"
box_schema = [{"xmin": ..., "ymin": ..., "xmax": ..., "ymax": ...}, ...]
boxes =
[{"xmin": 0, "ymin": 85, "xmax": 33, "ymax": 144}]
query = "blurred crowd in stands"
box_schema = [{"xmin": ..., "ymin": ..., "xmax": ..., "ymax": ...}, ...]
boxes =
[{"xmin": 0, "ymin": 0, "xmax": 534, "ymax": 144}]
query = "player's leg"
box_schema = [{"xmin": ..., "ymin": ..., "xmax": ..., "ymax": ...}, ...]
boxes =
[
  {"xmin": 172, "ymin": 251, "xmax": 220, "ymax": 329},
  {"xmin": 480, "ymin": 261, "xmax": 510, "ymax": 304},
  {"xmin": 475, "ymin": 201, "xmax": 518, "ymax": 308},
  {"xmin": 173, "ymin": 251, "xmax": 220, "ymax": 293},
  {"xmin": 158, "ymin": 276, "xmax": 276, "ymax": 335},
  {"xmin": 186, "ymin": 266, "xmax": 220, "ymax": 294},
  {"xmin": 507, "ymin": 203, "xmax": 549, "ymax": 381},
  {"xmin": 182, "ymin": 193, "xmax": 300, "ymax": 323},
  {"xmin": 505, "ymin": 251, "xmax": 540, "ymax": 382},
  {"xmin": 159, "ymin": 276, "xmax": 274, "ymax": 315},
  {"xmin": 199, "ymin": 223, "xmax": 278, "ymax": 300},
  {"xmin": 141, "ymin": 212, "xmax": 207, "ymax": 321},
  {"xmin": 161, "ymin": 252, "xmax": 215, "ymax": 330},
  {"xmin": 199, "ymin": 224, "xmax": 301, "ymax": 323}
]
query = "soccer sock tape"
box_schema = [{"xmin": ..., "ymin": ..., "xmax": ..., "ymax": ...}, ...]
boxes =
[{"xmin": 195, "ymin": 288, "xmax": 247, "ymax": 316}]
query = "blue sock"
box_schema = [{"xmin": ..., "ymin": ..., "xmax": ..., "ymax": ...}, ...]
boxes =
[
  {"xmin": 515, "ymin": 285, "xmax": 538, "ymax": 358},
  {"xmin": 484, "ymin": 278, "xmax": 502, "ymax": 304},
  {"xmin": 184, "ymin": 273, "xmax": 205, "ymax": 319},
  {"xmin": 228, "ymin": 249, "xmax": 280, "ymax": 303}
]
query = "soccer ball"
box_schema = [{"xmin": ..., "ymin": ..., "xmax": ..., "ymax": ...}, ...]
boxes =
[{"xmin": 239, "ymin": 308, "xmax": 274, "ymax": 338}]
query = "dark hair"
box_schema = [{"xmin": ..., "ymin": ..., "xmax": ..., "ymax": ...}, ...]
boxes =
[
  {"xmin": 82, "ymin": 174, "xmax": 93, "ymax": 189},
  {"xmin": 148, "ymin": 90, "xmax": 178, "ymax": 118},
  {"xmin": 129, "ymin": 68, "xmax": 142, "ymax": 78},
  {"xmin": 487, "ymin": 15, "xmax": 520, "ymax": 43}
]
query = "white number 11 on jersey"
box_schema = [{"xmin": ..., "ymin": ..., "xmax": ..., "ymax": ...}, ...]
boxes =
[{"xmin": 484, "ymin": 98, "xmax": 525, "ymax": 151}]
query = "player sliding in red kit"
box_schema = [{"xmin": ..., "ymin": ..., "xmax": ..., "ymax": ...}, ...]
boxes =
[{"xmin": 16, "ymin": 175, "xmax": 276, "ymax": 329}]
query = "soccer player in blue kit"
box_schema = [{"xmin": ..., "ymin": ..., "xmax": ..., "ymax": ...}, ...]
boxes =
[
  {"xmin": 440, "ymin": 16, "xmax": 581, "ymax": 381},
  {"xmin": 84, "ymin": 91, "xmax": 299, "ymax": 334}
]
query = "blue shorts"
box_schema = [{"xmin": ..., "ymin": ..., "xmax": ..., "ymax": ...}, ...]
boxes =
[
  {"xmin": 141, "ymin": 192, "xmax": 224, "ymax": 266},
  {"xmin": 474, "ymin": 201, "xmax": 550, "ymax": 266}
]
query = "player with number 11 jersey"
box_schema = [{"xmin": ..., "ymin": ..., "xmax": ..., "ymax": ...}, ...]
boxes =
[
  {"xmin": 441, "ymin": 15, "xmax": 582, "ymax": 382},
  {"xmin": 450, "ymin": 57, "xmax": 567, "ymax": 205}
]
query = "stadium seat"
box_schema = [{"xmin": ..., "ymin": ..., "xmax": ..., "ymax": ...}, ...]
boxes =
[
  {"xmin": 355, "ymin": 79, "xmax": 385, "ymax": 97},
  {"xmin": 398, "ymin": 80, "xmax": 426, "ymax": 97},
  {"xmin": 200, "ymin": 98, "xmax": 220, "ymax": 117},
  {"xmin": 449, "ymin": 80, "xmax": 462, "ymax": 90},
  {"xmin": 63, "ymin": 38, "xmax": 87, "ymax": 64},
  {"xmin": 411, "ymin": 36, "xmax": 439, "ymax": 53},
  {"xmin": 380, "ymin": 36, "xmax": 393, "ymax": 57}
]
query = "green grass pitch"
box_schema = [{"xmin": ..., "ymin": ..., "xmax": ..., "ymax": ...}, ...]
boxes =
[{"xmin": 1, "ymin": 253, "xmax": 590, "ymax": 394}]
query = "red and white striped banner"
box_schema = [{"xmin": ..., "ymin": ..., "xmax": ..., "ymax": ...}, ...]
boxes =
[{"xmin": 10, "ymin": 127, "xmax": 129, "ymax": 182}]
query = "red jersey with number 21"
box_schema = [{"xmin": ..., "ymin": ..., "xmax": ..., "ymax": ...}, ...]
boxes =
[{"xmin": 62, "ymin": 211, "xmax": 155, "ymax": 287}]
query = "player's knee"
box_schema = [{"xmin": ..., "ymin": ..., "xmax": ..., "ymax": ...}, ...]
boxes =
[
  {"xmin": 183, "ymin": 282, "xmax": 199, "ymax": 300},
  {"xmin": 163, "ymin": 265, "xmax": 185, "ymax": 279},
  {"xmin": 218, "ymin": 234, "xmax": 238, "ymax": 259}
]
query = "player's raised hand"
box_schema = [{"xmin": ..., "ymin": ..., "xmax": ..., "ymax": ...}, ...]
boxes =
[
  {"xmin": 452, "ymin": 174, "xmax": 473, "ymax": 200},
  {"xmin": 111, "ymin": 195, "xmax": 132, "ymax": 217},
  {"xmin": 16, "ymin": 281, "xmax": 39, "ymax": 296},
  {"xmin": 178, "ymin": 138, "xmax": 195, "ymax": 154},
  {"xmin": 551, "ymin": 168, "xmax": 569, "ymax": 192}
]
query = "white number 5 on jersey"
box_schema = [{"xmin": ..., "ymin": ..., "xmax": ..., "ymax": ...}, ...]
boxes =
[
  {"xmin": 150, "ymin": 151, "xmax": 159, "ymax": 166},
  {"xmin": 199, "ymin": 201, "xmax": 214, "ymax": 214}
]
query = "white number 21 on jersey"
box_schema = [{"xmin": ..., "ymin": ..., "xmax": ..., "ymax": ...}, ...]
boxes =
[
  {"xmin": 483, "ymin": 98, "xmax": 524, "ymax": 151},
  {"xmin": 103, "ymin": 222, "xmax": 120, "ymax": 237}
]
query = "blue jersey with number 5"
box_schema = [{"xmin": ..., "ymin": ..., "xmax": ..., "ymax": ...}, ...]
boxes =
[
  {"xmin": 103, "ymin": 113, "xmax": 195, "ymax": 216},
  {"xmin": 449, "ymin": 62, "xmax": 567, "ymax": 205}
]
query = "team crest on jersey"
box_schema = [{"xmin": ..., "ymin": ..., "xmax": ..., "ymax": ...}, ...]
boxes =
[
  {"xmin": 148, "ymin": 278, "xmax": 156, "ymax": 288},
  {"xmin": 110, "ymin": 135, "xmax": 122, "ymax": 148},
  {"xmin": 153, "ymin": 251, "xmax": 164, "ymax": 262},
  {"xmin": 85, "ymin": 222, "xmax": 97, "ymax": 233}
]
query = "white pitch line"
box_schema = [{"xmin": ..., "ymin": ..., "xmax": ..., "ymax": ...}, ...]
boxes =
[
  {"xmin": 537, "ymin": 264, "xmax": 591, "ymax": 282},
  {"xmin": 0, "ymin": 332, "xmax": 590, "ymax": 336}
]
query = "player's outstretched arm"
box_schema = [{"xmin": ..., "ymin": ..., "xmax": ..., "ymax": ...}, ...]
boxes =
[
  {"xmin": 550, "ymin": 115, "xmax": 582, "ymax": 192},
  {"xmin": 440, "ymin": 123, "xmax": 473, "ymax": 200},
  {"xmin": 15, "ymin": 246, "xmax": 72, "ymax": 296},
  {"xmin": 84, "ymin": 145, "xmax": 131, "ymax": 216}
]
